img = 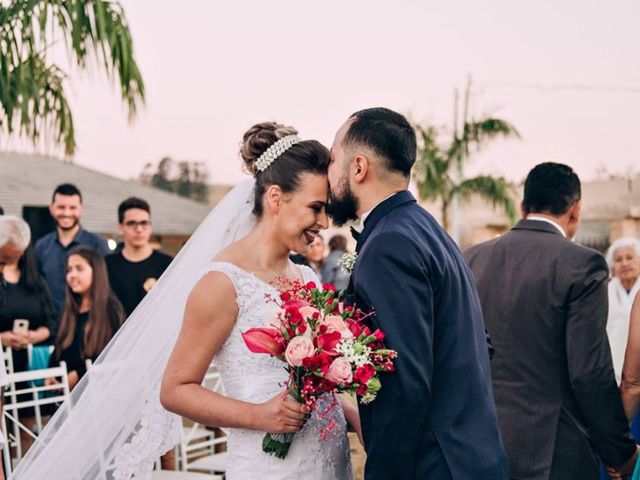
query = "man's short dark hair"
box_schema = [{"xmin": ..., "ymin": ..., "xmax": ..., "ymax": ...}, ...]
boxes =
[
  {"xmin": 344, "ymin": 107, "xmax": 416, "ymax": 177},
  {"xmin": 52, "ymin": 183, "xmax": 82, "ymax": 203},
  {"xmin": 523, "ymin": 162, "xmax": 581, "ymax": 216},
  {"xmin": 118, "ymin": 197, "xmax": 151, "ymax": 223}
]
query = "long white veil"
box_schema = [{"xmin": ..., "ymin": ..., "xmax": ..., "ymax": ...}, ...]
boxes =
[{"xmin": 12, "ymin": 179, "xmax": 257, "ymax": 479}]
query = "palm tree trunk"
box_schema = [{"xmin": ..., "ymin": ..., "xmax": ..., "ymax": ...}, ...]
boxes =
[{"xmin": 442, "ymin": 201, "xmax": 449, "ymax": 232}]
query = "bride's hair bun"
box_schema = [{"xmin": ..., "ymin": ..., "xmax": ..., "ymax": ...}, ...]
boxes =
[{"xmin": 240, "ymin": 122, "xmax": 299, "ymax": 176}]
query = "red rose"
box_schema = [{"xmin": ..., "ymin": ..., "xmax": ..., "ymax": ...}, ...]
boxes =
[
  {"xmin": 347, "ymin": 319, "xmax": 364, "ymax": 338},
  {"xmin": 322, "ymin": 283, "xmax": 336, "ymax": 292},
  {"xmin": 280, "ymin": 292, "xmax": 292, "ymax": 302},
  {"xmin": 354, "ymin": 364, "xmax": 375, "ymax": 385},
  {"xmin": 302, "ymin": 352, "xmax": 333, "ymax": 373},
  {"xmin": 373, "ymin": 329, "xmax": 385, "ymax": 341},
  {"xmin": 316, "ymin": 331, "xmax": 342, "ymax": 356},
  {"xmin": 305, "ymin": 281, "xmax": 317, "ymax": 290}
]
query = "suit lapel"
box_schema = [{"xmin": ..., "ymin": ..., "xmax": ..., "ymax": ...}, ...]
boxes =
[{"xmin": 346, "ymin": 191, "xmax": 416, "ymax": 300}]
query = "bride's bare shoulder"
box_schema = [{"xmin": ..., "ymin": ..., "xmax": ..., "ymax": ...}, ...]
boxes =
[{"xmin": 194, "ymin": 240, "xmax": 248, "ymax": 299}]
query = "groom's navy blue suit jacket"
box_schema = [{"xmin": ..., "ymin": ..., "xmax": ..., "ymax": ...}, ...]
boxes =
[{"xmin": 350, "ymin": 191, "xmax": 509, "ymax": 480}]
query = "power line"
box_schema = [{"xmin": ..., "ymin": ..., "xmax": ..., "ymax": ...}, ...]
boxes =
[{"xmin": 480, "ymin": 82, "xmax": 640, "ymax": 95}]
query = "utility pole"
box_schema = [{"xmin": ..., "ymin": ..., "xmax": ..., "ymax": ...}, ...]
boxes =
[{"xmin": 450, "ymin": 75, "xmax": 472, "ymax": 245}]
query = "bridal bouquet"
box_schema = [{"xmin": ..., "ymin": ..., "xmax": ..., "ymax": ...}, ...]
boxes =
[{"xmin": 241, "ymin": 280, "xmax": 397, "ymax": 459}]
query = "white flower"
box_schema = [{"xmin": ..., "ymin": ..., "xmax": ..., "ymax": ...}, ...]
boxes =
[
  {"xmin": 360, "ymin": 392, "xmax": 377, "ymax": 404},
  {"xmin": 336, "ymin": 339, "xmax": 371, "ymax": 367},
  {"xmin": 338, "ymin": 252, "xmax": 358, "ymax": 274}
]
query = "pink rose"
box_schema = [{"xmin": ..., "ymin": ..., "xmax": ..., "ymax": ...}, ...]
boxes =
[
  {"xmin": 299, "ymin": 306, "xmax": 320, "ymax": 321},
  {"xmin": 325, "ymin": 357, "xmax": 353, "ymax": 386},
  {"xmin": 322, "ymin": 314, "xmax": 353, "ymax": 339},
  {"xmin": 285, "ymin": 335, "xmax": 315, "ymax": 367}
]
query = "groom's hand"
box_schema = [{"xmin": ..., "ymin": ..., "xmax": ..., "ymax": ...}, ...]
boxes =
[
  {"xmin": 607, "ymin": 445, "xmax": 640, "ymax": 478},
  {"xmin": 255, "ymin": 392, "xmax": 310, "ymax": 434}
]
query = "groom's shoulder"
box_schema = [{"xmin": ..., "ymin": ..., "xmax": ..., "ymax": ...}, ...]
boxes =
[{"xmin": 381, "ymin": 200, "xmax": 439, "ymax": 231}]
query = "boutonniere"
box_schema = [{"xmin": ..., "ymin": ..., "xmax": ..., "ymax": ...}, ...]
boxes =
[{"xmin": 338, "ymin": 252, "xmax": 358, "ymax": 274}]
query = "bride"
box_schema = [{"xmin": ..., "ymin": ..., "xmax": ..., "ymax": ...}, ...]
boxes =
[
  {"xmin": 11, "ymin": 122, "xmax": 356, "ymax": 479},
  {"xmin": 160, "ymin": 122, "xmax": 355, "ymax": 479}
]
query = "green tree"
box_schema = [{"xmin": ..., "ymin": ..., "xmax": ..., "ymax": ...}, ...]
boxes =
[
  {"xmin": 413, "ymin": 117, "xmax": 520, "ymax": 232},
  {"xmin": 140, "ymin": 157, "xmax": 210, "ymax": 204},
  {"xmin": 0, "ymin": 0, "xmax": 145, "ymax": 156}
]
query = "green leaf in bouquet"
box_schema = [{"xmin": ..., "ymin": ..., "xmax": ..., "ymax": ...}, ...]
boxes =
[{"xmin": 366, "ymin": 377, "xmax": 382, "ymax": 395}]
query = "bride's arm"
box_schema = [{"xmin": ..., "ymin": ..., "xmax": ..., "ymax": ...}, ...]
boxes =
[
  {"xmin": 160, "ymin": 271, "xmax": 308, "ymax": 433},
  {"xmin": 338, "ymin": 393, "xmax": 363, "ymax": 445},
  {"xmin": 621, "ymin": 292, "xmax": 640, "ymax": 422}
]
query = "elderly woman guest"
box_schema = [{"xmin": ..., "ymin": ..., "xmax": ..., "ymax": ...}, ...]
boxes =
[
  {"xmin": 0, "ymin": 216, "xmax": 54, "ymax": 455},
  {"xmin": 606, "ymin": 237, "xmax": 640, "ymax": 383}
]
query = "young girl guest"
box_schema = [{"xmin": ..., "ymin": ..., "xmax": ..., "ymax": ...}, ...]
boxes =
[{"xmin": 47, "ymin": 247, "xmax": 124, "ymax": 390}]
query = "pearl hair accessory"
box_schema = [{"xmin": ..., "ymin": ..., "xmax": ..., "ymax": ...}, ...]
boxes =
[{"xmin": 254, "ymin": 135, "xmax": 301, "ymax": 172}]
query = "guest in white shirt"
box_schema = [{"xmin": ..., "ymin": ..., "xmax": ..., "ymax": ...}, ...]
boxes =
[{"xmin": 606, "ymin": 237, "xmax": 640, "ymax": 383}]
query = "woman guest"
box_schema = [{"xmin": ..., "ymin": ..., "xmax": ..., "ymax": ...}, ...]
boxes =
[
  {"xmin": 321, "ymin": 234, "xmax": 351, "ymax": 291},
  {"xmin": 290, "ymin": 233, "xmax": 325, "ymax": 275},
  {"xmin": 0, "ymin": 218, "xmax": 54, "ymax": 455},
  {"xmin": 47, "ymin": 247, "xmax": 124, "ymax": 391},
  {"xmin": 606, "ymin": 237, "xmax": 640, "ymax": 383}
]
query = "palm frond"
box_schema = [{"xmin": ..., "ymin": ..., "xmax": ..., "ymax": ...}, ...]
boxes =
[
  {"xmin": 463, "ymin": 117, "xmax": 521, "ymax": 152},
  {"xmin": 0, "ymin": 0, "xmax": 144, "ymax": 154},
  {"xmin": 412, "ymin": 124, "xmax": 453, "ymax": 201},
  {"xmin": 449, "ymin": 175, "xmax": 518, "ymax": 224},
  {"xmin": 1, "ymin": 52, "xmax": 76, "ymax": 155}
]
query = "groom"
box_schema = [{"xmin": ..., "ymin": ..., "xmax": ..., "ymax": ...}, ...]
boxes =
[{"xmin": 328, "ymin": 108, "xmax": 509, "ymax": 479}]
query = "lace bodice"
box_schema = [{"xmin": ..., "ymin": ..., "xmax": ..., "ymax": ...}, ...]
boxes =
[{"xmin": 204, "ymin": 261, "xmax": 352, "ymax": 480}]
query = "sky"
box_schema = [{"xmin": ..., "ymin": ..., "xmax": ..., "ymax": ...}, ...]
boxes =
[{"xmin": 6, "ymin": 0, "xmax": 640, "ymax": 186}]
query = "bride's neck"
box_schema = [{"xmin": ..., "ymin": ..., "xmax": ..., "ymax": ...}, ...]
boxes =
[{"xmin": 243, "ymin": 221, "xmax": 291, "ymax": 271}]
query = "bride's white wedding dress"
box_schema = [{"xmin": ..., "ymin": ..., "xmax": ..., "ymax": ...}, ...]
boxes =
[{"xmin": 206, "ymin": 261, "xmax": 352, "ymax": 480}]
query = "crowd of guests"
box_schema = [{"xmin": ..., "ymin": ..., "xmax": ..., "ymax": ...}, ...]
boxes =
[{"xmin": 0, "ymin": 183, "xmax": 174, "ymax": 464}]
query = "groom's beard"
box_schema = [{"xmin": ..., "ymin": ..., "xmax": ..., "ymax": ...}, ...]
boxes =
[{"xmin": 327, "ymin": 178, "xmax": 359, "ymax": 227}]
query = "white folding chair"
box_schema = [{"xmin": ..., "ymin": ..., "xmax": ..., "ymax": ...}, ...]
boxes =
[
  {"xmin": 177, "ymin": 365, "xmax": 228, "ymax": 475},
  {"xmin": 1, "ymin": 361, "xmax": 71, "ymax": 475},
  {"xmin": 151, "ymin": 470, "xmax": 222, "ymax": 480},
  {"xmin": 3, "ymin": 347, "xmax": 14, "ymax": 376}
]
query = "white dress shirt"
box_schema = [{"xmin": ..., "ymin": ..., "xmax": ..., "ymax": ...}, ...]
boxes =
[
  {"xmin": 526, "ymin": 215, "xmax": 566, "ymax": 237},
  {"xmin": 354, "ymin": 193, "xmax": 397, "ymax": 233}
]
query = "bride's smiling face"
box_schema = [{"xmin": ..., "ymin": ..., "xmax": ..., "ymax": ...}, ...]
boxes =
[{"xmin": 267, "ymin": 172, "xmax": 329, "ymax": 254}]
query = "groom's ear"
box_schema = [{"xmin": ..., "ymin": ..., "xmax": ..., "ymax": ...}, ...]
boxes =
[
  {"xmin": 265, "ymin": 185, "xmax": 283, "ymax": 214},
  {"xmin": 353, "ymin": 155, "xmax": 369, "ymax": 184}
]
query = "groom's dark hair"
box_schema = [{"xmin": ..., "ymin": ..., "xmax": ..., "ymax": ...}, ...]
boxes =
[
  {"xmin": 344, "ymin": 107, "xmax": 416, "ymax": 177},
  {"xmin": 523, "ymin": 162, "xmax": 581, "ymax": 215}
]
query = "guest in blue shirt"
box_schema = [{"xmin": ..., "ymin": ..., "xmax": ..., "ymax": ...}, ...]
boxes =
[{"xmin": 35, "ymin": 184, "xmax": 109, "ymax": 338}]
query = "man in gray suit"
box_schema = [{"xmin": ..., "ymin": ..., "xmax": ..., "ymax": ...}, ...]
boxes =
[{"xmin": 465, "ymin": 162, "xmax": 638, "ymax": 480}]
